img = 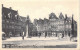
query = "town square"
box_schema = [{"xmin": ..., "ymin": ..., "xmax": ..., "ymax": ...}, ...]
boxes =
[{"xmin": 1, "ymin": 0, "xmax": 78, "ymax": 48}]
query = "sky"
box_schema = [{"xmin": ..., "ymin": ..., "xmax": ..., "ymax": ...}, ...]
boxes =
[{"xmin": 0, "ymin": 0, "xmax": 79, "ymax": 22}]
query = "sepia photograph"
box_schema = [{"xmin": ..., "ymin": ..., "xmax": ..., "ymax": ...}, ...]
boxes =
[{"xmin": 0, "ymin": 0, "xmax": 79, "ymax": 49}]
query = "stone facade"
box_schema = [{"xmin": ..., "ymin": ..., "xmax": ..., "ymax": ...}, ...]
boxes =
[
  {"xmin": 33, "ymin": 12, "xmax": 77, "ymax": 38},
  {"xmin": 2, "ymin": 4, "xmax": 77, "ymax": 38}
]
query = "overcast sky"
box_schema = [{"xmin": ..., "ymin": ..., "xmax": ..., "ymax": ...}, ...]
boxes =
[{"xmin": 1, "ymin": 0, "xmax": 79, "ymax": 22}]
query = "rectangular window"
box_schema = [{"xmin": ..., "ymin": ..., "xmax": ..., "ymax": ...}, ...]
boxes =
[
  {"xmin": 2, "ymin": 24, "xmax": 5, "ymax": 28},
  {"xmin": 12, "ymin": 25, "xmax": 14, "ymax": 29},
  {"xmin": 6, "ymin": 25, "xmax": 8, "ymax": 28}
]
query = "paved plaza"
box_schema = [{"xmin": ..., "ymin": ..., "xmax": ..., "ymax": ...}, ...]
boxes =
[{"xmin": 2, "ymin": 37, "xmax": 77, "ymax": 48}]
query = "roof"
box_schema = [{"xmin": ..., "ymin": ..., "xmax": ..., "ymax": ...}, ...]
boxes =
[
  {"xmin": 20, "ymin": 16, "xmax": 26, "ymax": 22},
  {"xmin": 2, "ymin": 6, "xmax": 18, "ymax": 19},
  {"xmin": 2, "ymin": 7, "xmax": 17, "ymax": 14}
]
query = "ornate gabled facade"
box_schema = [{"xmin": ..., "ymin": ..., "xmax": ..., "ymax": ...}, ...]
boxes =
[
  {"xmin": 2, "ymin": 4, "xmax": 77, "ymax": 38},
  {"xmin": 33, "ymin": 12, "xmax": 77, "ymax": 38},
  {"xmin": 59, "ymin": 12, "xmax": 64, "ymax": 19},
  {"xmin": 49, "ymin": 12, "xmax": 58, "ymax": 19}
]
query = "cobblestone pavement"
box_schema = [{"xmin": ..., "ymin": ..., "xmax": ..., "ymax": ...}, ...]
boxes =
[
  {"xmin": 2, "ymin": 37, "xmax": 77, "ymax": 48},
  {"xmin": 3, "ymin": 37, "xmax": 59, "ymax": 41}
]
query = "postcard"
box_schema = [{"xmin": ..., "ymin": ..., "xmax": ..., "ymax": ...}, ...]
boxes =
[{"xmin": 0, "ymin": 0, "xmax": 79, "ymax": 50}]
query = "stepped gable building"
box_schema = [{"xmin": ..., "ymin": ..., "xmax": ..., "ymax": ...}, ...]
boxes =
[
  {"xmin": 33, "ymin": 12, "xmax": 77, "ymax": 38},
  {"xmin": 2, "ymin": 4, "xmax": 27, "ymax": 37},
  {"xmin": 2, "ymin": 4, "xmax": 77, "ymax": 38}
]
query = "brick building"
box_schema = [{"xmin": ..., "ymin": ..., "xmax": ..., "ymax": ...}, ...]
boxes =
[{"xmin": 2, "ymin": 4, "xmax": 27, "ymax": 37}]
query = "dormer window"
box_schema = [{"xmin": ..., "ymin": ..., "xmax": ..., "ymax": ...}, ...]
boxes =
[
  {"xmin": 8, "ymin": 12, "xmax": 11, "ymax": 18},
  {"xmin": 15, "ymin": 15, "xmax": 18, "ymax": 19},
  {"xmin": 8, "ymin": 13, "xmax": 10, "ymax": 18}
]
